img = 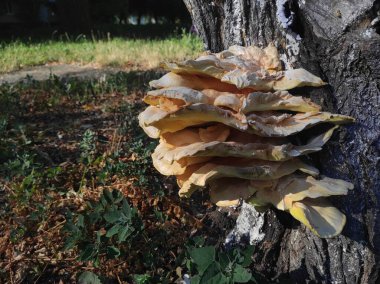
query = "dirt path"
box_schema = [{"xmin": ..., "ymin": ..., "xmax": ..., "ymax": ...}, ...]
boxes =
[{"xmin": 0, "ymin": 64, "xmax": 123, "ymax": 85}]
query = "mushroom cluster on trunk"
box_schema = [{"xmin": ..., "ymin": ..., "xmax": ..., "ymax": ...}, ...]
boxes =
[{"xmin": 138, "ymin": 44, "xmax": 354, "ymax": 238}]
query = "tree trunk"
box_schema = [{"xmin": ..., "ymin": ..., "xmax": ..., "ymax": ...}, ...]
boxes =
[{"xmin": 183, "ymin": 0, "xmax": 380, "ymax": 283}]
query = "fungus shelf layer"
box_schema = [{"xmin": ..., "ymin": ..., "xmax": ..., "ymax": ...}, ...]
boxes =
[{"xmin": 138, "ymin": 44, "xmax": 354, "ymax": 238}]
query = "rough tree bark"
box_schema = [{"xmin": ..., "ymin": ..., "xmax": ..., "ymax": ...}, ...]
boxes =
[{"xmin": 183, "ymin": 0, "xmax": 380, "ymax": 283}]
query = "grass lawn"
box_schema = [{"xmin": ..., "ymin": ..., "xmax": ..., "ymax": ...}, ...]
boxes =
[{"xmin": 0, "ymin": 33, "xmax": 203, "ymax": 73}]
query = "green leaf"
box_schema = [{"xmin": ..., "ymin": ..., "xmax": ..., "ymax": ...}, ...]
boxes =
[
  {"xmin": 104, "ymin": 210, "xmax": 123, "ymax": 223},
  {"xmin": 190, "ymin": 275, "xmax": 200, "ymax": 284},
  {"xmin": 232, "ymin": 265, "xmax": 252, "ymax": 283},
  {"xmin": 103, "ymin": 189, "xmax": 114, "ymax": 204},
  {"xmin": 133, "ymin": 274, "xmax": 151, "ymax": 284},
  {"xmin": 107, "ymin": 246, "xmax": 121, "ymax": 259},
  {"xmin": 95, "ymin": 231, "xmax": 102, "ymax": 244},
  {"xmin": 106, "ymin": 224, "xmax": 122, "ymax": 238},
  {"xmin": 79, "ymin": 244, "xmax": 97, "ymax": 261},
  {"xmin": 199, "ymin": 262, "xmax": 228, "ymax": 284},
  {"xmin": 87, "ymin": 200, "xmax": 95, "ymax": 209},
  {"xmin": 122, "ymin": 199, "xmax": 132, "ymax": 217},
  {"xmin": 63, "ymin": 222, "xmax": 79, "ymax": 234},
  {"xmin": 231, "ymin": 248, "xmax": 244, "ymax": 264},
  {"xmin": 240, "ymin": 246, "xmax": 254, "ymax": 267},
  {"xmin": 93, "ymin": 255, "xmax": 100, "ymax": 268},
  {"xmin": 77, "ymin": 214, "xmax": 85, "ymax": 228},
  {"xmin": 218, "ymin": 252, "xmax": 230, "ymax": 270},
  {"xmin": 154, "ymin": 209, "xmax": 167, "ymax": 223},
  {"xmin": 78, "ymin": 271, "xmax": 102, "ymax": 284},
  {"xmin": 118, "ymin": 225, "xmax": 133, "ymax": 243},
  {"xmin": 185, "ymin": 259, "xmax": 192, "ymax": 271},
  {"xmin": 63, "ymin": 224, "xmax": 82, "ymax": 250},
  {"xmin": 190, "ymin": 246, "xmax": 215, "ymax": 274},
  {"xmin": 64, "ymin": 236, "xmax": 78, "ymax": 250},
  {"xmin": 100, "ymin": 194, "xmax": 108, "ymax": 207},
  {"xmin": 88, "ymin": 212, "xmax": 101, "ymax": 224},
  {"xmin": 192, "ymin": 236, "xmax": 205, "ymax": 247},
  {"xmin": 113, "ymin": 190, "xmax": 124, "ymax": 204}
]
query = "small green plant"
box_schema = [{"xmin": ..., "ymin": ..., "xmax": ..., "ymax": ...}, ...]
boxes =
[
  {"xmin": 3, "ymin": 153, "xmax": 43, "ymax": 204},
  {"xmin": 10, "ymin": 225, "xmax": 27, "ymax": 243},
  {"xmin": 78, "ymin": 129, "xmax": 99, "ymax": 189},
  {"xmin": 108, "ymin": 101, "xmax": 163, "ymax": 193},
  {"xmin": 63, "ymin": 189, "xmax": 143, "ymax": 266},
  {"xmin": 182, "ymin": 237, "xmax": 256, "ymax": 284},
  {"xmin": 0, "ymin": 117, "xmax": 7, "ymax": 134},
  {"xmin": 0, "ymin": 84, "xmax": 20, "ymax": 115},
  {"xmin": 78, "ymin": 271, "xmax": 102, "ymax": 284},
  {"xmin": 4, "ymin": 152, "xmax": 39, "ymax": 177},
  {"xmin": 124, "ymin": 139, "xmax": 160, "ymax": 189},
  {"xmin": 80, "ymin": 129, "xmax": 97, "ymax": 164},
  {"xmin": 133, "ymin": 274, "xmax": 152, "ymax": 284}
]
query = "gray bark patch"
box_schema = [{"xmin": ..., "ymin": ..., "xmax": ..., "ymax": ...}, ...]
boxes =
[{"xmin": 225, "ymin": 202, "xmax": 265, "ymax": 245}]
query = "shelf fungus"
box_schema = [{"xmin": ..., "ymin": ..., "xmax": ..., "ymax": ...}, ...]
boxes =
[{"xmin": 138, "ymin": 44, "xmax": 354, "ymax": 238}]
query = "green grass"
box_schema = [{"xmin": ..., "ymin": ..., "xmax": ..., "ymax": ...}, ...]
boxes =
[{"xmin": 0, "ymin": 33, "xmax": 204, "ymax": 73}]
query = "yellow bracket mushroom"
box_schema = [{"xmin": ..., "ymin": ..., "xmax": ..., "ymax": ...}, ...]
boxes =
[{"xmin": 138, "ymin": 44, "xmax": 354, "ymax": 238}]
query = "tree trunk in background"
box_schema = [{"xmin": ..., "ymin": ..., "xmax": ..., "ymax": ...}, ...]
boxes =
[{"xmin": 183, "ymin": 0, "xmax": 380, "ymax": 283}]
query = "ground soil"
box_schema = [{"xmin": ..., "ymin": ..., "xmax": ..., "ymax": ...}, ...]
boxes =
[{"xmin": 0, "ymin": 64, "xmax": 123, "ymax": 85}]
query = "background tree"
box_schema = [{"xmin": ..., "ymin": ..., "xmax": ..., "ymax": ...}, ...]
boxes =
[{"xmin": 183, "ymin": 0, "xmax": 380, "ymax": 283}]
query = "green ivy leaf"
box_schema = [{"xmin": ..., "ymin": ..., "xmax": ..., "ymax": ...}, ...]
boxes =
[
  {"xmin": 63, "ymin": 222, "xmax": 81, "ymax": 250},
  {"xmin": 199, "ymin": 262, "xmax": 228, "ymax": 284},
  {"xmin": 218, "ymin": 252, "xmax": 230, "ymax": 271},
  {"xmin": 93, "ymin": 255, "xmax": 100, "ymax": 268},
  {"xmin": 232, "ymin": 265, "xmax": 252, "ymax": 283},
  {"xmin": 240, "ymin": 246, "xmax": 254, "ymax": 267},
  {"xmin": 104, "ymin": 210, "xmax": 123, "ymax": 223},
  {"xmin": 192, "ymin": 236, "xmax": 205, "ymax": 247},
  {"xmin": 133, "ymin": 274, "xmax": 151, "ymax": 284},
  {"xmin": 106, "ymin": 224, "xmax": 122, "ymax": 238},
  {"xmin": 113, "ymin": 190, "xmax": 124, "ymax": 204},
  {"xmin": 62, "ymin": 221, "xmax": 77, "ymax": 233},
  {"xmin": 190, "ymin": 246, "xmax": 215, "ymax": 274},
  {"xmin": 78, "ymin": 271, "xmax": 102, "ymax": 284},
  {"xmin": 63, "ymin": 235, "xmax": 79, "ymax": 251},
  {"xmin": 103, "ymin": 189, "xmax": 114, "ymax": 204},
  {"xmin": 118, "ymin": 225, "xmax": 133, "ymax": 243},
  {"xmin": 231, "ymin": 248, "xmax": 244, "ymax": 264},
  {"xmin": 77, "ymin": 214, "xmax": 85, "ymax": 228},
  {"xmin": 190, "ymin": 275, "xmax": 200, "ymax": 284},
  {"xmin": 107, "ymin": 246, "xmax": 121, "ymax": 259},
  {"xmin": 95, "ymin": 230, "xmax": 103, "ymax": 244},
  {"xmin": 88, "ymin": 212, "xmax": 101, "ymax": 224},
  {"xmin": 100, "ymin": 194, "xmax": 108, "ymax": 207},
  {"xmin": 185, "ymin": 259, "xmax": 192, "ymax": 271},
  {"xmin": 79, "ymin": 244, "xmax": 97, "ymax": 261},
  {"xmin": 122, "ymin": 199, "xmax": 131, "ymax": 217}
]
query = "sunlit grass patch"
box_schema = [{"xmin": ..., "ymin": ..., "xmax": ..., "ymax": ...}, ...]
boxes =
[{"xmin": 0, "ymin": 33, "xmax": 204, "ymax": 73}]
